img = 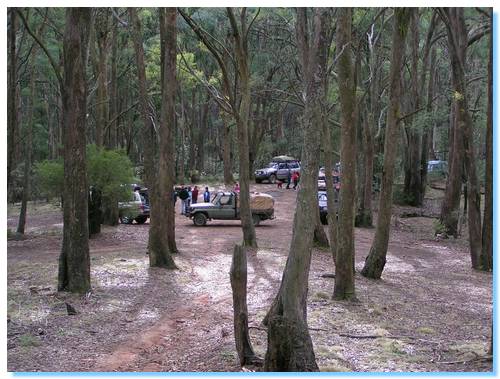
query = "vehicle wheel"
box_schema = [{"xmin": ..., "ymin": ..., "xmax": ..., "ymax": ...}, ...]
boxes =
[
  {"xmin": 193, "ymin": 213, "xmax": 207, "ymax": 226},
  {"xmin": 135, "ymin": 216, "xmax": 147, "ymax": 224},
  {"xmin": 255, "ymin": 179, "xmax": 262, "ymax": 184},
  {"xmin": 252, "ymin": 214, "xmax": 261, "ymax": 226},
  {"xmin": 269, "ymin": 174, "xmax": 276, "ymax": 184},
  {"xmin": 120, "ymin": 215, "xmax": 133, "ymax": 224}
]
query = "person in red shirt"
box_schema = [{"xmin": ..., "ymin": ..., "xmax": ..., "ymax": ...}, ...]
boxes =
[
  {"xmin": 192, "ymin": 185, "xmax": 199, "ymax": 204},
  {"xmin": 291, "ymin": 171, "xmax": 300, "ymax": 190}
]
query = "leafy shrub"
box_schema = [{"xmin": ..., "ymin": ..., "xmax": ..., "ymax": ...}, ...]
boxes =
[
  {"xmin": 433, "ymin": 220, "xmax": 447, "ymax": 235},
  {"xmin": 34, "ymin": 159, "xmax": 64, "ymax": 200},
  {"xmin": 34, "ymin": 145, "xmax": 135, "ymax": 206}
]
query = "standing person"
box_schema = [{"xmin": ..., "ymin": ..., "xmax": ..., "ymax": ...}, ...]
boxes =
[
  {"xmin": 203, "ymin": 187, "xmax": 210, "ymax": 202},
  {"xmin": 234, "ymin": 182, "xmax": 240, "ymax": 193},
  {"xmin": 286, "ymin": 168, "xmax": 292, "ymax": 189},
  {"xmin": 292, "ymin": 171, "xmax": 300, "ymax": 190},
  {"xmin": 187, "ymin": 186, "xmax": 192, "ymax": 209},
  {"xmin": 178, "ymin": 185, "xmax": 189, "ymax": 215},
  {"xmin": 192, "ymin": 186, "xmax": 199, "ymax": 204}
]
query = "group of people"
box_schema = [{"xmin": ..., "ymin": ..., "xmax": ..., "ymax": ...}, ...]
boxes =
[
  {"xmin": 278, "ymin": 170, "xmax": 300, "ymax": 190},
  {"xmin": 175, "ymin": 185, "xmax": 211, "ymax": 215}
]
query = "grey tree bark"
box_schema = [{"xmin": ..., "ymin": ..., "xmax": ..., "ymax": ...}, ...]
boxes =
[
  {"xmin": 58, "ymin": 8, "xmax": 92, "ymax": 293},
  {"xmin": 333, "ymin": 8, "xmax": 357, "ymax": 300},
  {"xmin": 361, "ymin": 8, "xmax": 411, "ymax": 280}
]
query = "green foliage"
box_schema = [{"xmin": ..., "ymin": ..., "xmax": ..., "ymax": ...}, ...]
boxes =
[
  {"xmin": 87, "ymin": 145, "xmax": 135, "ymax": 203},
  {"xmin": 34, "ymin": 159, "xmax": 64, "ymax": 199},
  {"xmin": 34, "ymin": 146, "xmax": 135, "ymax": 204},
  {"xmin": 433, "ymin": 220, "xmax": 447, "ymax": 235}
]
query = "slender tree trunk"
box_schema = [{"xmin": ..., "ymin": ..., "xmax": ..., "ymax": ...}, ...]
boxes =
[
  {"xmin": 17, "ymin": 54, "xmax": 36, "ymax": 234},
  {"xmin": 322, "ymin": 119, "xmax": 338, "ymax": 265},
  {"xmin": 403, "ymin": 9, "xmax": 423, "ymax": 207},
  {"xmin": 94, "ymin": 9, "xmax": 110, "ymax": 148},
  {"xmin": 58, "ymin": 8, "xmax": 92, "ymax": 293},
  {"xmin": 196, "ymin": 95, "xmax": 209, "ymax": 172},
  {"xmin": 107, "ymin": 17, "xmax": 118, "ymax": 149},
  {"xmin": 480, "ymin": 10, "xmax": 493, "ymax": 271},
  {"xmin": 313, "ymin": 207, "xmax": 329, "ymax": 248},
  {"xmin": 230, "ymin": 245, "xmax": 261, "ymax": 366},
  {"xmin": 333, "ymin": 8, "xmax": 357, "ymax": 300},
  {"xmin": 264, "ymin": 8, "xmax": 330, "ymax": 371},
  {"xmin": 146, "ymin": 7, "xmax": 179, "ymax": 266},
  {"xmin": 440, "ymin": 8, "xmax": 482, "ymax": 268},
  {"xmin": 361, "ymin": 8, "xmax": 411, "ymax": 280},
  {"xmin": 221, "ymin": 112, "xmax": 234, "ymax": 185},
  {"xmin": 228, "ymin": 8, "xmax": 257, "ymax": 248},
  {"xmin": 358, "ymin": 113, "xmax": 374, "ymax": 227},
  {"xmin": 8, "ymin": 8, "xmax": 18, "ymax": 196}
]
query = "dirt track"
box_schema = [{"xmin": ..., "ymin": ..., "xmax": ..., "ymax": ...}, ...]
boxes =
[{"xmin": 7, "ymin": 184, "xmax": 493, "ymax": 372}]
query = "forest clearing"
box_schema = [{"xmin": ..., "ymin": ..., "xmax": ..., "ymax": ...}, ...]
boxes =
[
  {"xmin": 6, "ymin": 7, "xmax": 493, "ymax": 373},
  {"xmin": 7, "ymin": 184, "xmax": 492, "ymax": 372}
]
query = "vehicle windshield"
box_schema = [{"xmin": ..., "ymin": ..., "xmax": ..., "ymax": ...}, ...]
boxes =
[
  {"xmin": 267, "ymin": 163, "xmax": 278, "ymax": 168},
  {"xmin": 211, "ymin": 192, "xmax": 223, "ymax": 205}
]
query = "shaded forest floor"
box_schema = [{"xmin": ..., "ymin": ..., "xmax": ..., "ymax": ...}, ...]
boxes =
[{"xmin": 7, "ymin": 184, "xmax": 492, "ymax": 372}]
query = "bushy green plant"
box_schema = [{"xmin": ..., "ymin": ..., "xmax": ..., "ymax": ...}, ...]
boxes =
[
  {"xmin": 34, "ymin": 146, "xmax": 135, "ymax": 206},
  {"xmin": 34, "ymin": 159, "xmax": 64, "ymax": 200},
  {"xmin": 433, "ymin": 220, "xmax": 447, "ymax": 235},
  {"xmin": 86, "ymin": 145, "xmax": 135, "ymax": 203}
]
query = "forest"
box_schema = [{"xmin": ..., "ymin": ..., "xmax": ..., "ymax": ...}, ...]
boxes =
[{"xmin": 7, "ymin": 7, "xmax": 493, "ymax": 373}]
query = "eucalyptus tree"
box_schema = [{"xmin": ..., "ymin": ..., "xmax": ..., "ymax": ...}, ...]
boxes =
[
  {"xmin": 263, "ymin": 8, "xmax": 330, "ymax": 371},
  {"xmin": 438, "ymin": 8, "xmax": 482, "ymax": 269},
  {"xmin": 361, "ymin": 8, "xmax": 411, "ymax": 279},
  {"xmin": 179, "ymin": 7, "xmax": 257, "ymax": 248},
  {"xmin": 130, "ymin": 7, "xmax": 178, "ymax": 266},
  {"xmin": 333, "ymin": 8, "xmax": 357, "ymax": 300}
]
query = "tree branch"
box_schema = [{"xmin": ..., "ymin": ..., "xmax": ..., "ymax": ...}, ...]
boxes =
[{"xmin": 16, "ymin": 8, "xmax": 63, "ymax": 89}]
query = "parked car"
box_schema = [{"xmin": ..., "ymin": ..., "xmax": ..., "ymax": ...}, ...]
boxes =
[
  {"xmin": 318, "ymin": 168, "xmax": 341, "ymax": 191},
  {"xmin": 427, "ymin": 160, "xmax": 448, "ymax": 178},
  {"xmin": 318, "ymin": 189, "xmax": 340, "ymax": 225},
  {"xmin": 118, "ymin": 187, "xmax": 150, "ymax": 224},
  {"xmin": 254, "ymin": 156, "xmax": 300, "ymax": 184},
  {"xmin": 186, "ymin": 191, "xmax": 274, "ymax": 226}
]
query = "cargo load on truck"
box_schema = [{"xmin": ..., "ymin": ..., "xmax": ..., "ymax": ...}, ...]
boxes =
[{"xmin": 243, "ymin": 192, "xmax": 275, "ymax": 211}]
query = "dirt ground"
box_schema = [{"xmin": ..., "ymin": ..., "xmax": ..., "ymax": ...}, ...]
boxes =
[{"xmin": 7, "ymin": 183, "xmax": 493, "ymax": 372}]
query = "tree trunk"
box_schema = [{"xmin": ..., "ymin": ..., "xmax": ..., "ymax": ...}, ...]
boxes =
[
  {"xmin": 58, "ymin": 8, "xmax": 92, "ymax": 293},
  {"xmin": 94, "ymin": 9, "xmax": 110, "ymax": 148},
  {"xmin": 313, "ymin": 206, "xmax": 329, "ymax": 248},
  {"xmin": 356, "ymin": 113, "xmax": 374, "ymax": 227},
  {"xmin": 107, "ymin": 17, "xmax": 118, "ymax": 149},
  {"xmin": 221, "ymin": 112, "xmax": 234, "ymax": 185},
  {"xmin": 440, "ymin": 8, "xmax": 482, "ymax": 268},
  {"xmin": 403, "ymin": 9, "xmax": 423, "ymax": 207},
  {"xmin": 361, "ymin": 8, "xmax": 411, "ymax": 280},
  {"xmin": 480, "ymin": 10, "xmax": 493, "ymax": 271},
  {"xmin": 228, "ymin": 8, "xmax": 257, "ymax": 248},
  {"xmin": 8, "ymin": 8, "xmax": 18, "ymax": 196},
  {"xmin": 264, "ymin": 8, "xmax": 329, "ymax": 371},
  {"xmin": 322, "ymin": 118, "xmax": 338, "ymax": 266},
  {"xmin": 333, "ymin": 8, "xmax": 357, "ymax": 300},
  {"xmin": 230, "ymin": 245, "xmax": 261, "ymax": 366},
  {"xmin": 147, "ymin": 7, "xmax": 179, "ymax": 266},
  {"xmin": 196, "ymin": 95, "xmax": 209, "ymax": 173},
  {"xmin": 17, "ymin": 52, "xmax": 36, "ymax": 234}
]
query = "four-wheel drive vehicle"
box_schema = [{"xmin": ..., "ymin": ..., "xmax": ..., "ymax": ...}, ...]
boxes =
[
  {"xmin": 318, "ymin": 190, "xmax": 340, "ymax": 225},
  {"xmin": 254, "ymin": 155, "xmax": 300, "ymax": 184},
  {"xmin": 427, "ymin": 160, "xmax": 448, "ymax": 178},
  {"xmin": 118, "ymin": 188, "xmax": 150, "ymax": 224},
  {"xmin": 317, "ymin": 168, "xmax": 341, "ymax": 191},
  {"xmin": 186, "ymin": 191, "xmax": 274, "ymax": 226}
]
